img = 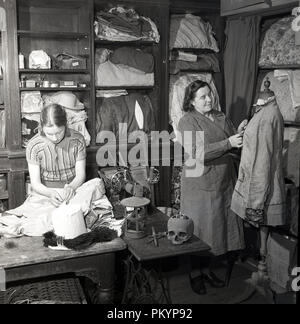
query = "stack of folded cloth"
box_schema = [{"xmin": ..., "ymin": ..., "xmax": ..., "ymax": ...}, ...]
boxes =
[
  {"xmin": 94, "ymin": 6, "xmax": 160, "ymax": 43},
  {"xmin": 95, "ymin": 47, "xmax": 155, "ymax": 87},
  {"xmin": 169, "ymin": 50, "xmax": 220, "ymax": 75}
]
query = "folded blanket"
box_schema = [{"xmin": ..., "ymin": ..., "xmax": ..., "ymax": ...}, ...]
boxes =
[
  {"xmin": 170, "ymin": 14, "xmax": 219, "ymax": 52},
  {"xmin": 110, "ymin": 47, "xmax": 154, "ymax": 73},
  {"xmin": 170, "ymin": 54, "xmax": 220, "ymax": 74},
  {"xmin": 95, "ymin": 60, "xmax": 154, "ymax": 87}
]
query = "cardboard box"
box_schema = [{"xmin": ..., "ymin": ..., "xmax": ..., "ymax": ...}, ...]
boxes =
[{"xmin": 267, "ymin": 232, "xmax": 298, "ymax": 291}]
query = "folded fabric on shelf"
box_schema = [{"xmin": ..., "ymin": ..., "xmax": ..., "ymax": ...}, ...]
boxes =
[
  {"xmin": 259, "ymin": 17, "xmax": 300, "ymax": 66},
  {"xmin": 96, "ymin": 89, "xmax": 128, "ymax": 98},
  {"xmin": 110, "ymin": 47, "xmax": 154, "ymax": 73},
  {"xmin": 21, "ymin": 91, "xmax": 43, "ymax": 114},
  {"xmin": 170, "ymin": 53, "xmax": 220, "ymax": 74},
  {"xmin": 94, "ymin": 7, "xmax": 160, "ymax": 43},
  {"xmin": 169, "ymin": 14, "xmax": 219, "ymax": 52},
  {"xmin": 95, "ymin": 60, "xmax": 154, "ymax": 87}
]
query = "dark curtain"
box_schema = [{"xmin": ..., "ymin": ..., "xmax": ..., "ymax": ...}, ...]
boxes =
[{"xmin": 224, "ymin": 16, "xmax": 261, "ymax": 127}]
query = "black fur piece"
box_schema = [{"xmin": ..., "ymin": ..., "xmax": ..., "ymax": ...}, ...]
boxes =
[
  {"xmin": 43, "ymin": 227, "xmax": 118, "ymax": 250},
  {"xmin": 4, "ymin": 241, "xmax": 18, "ymax": 249}
]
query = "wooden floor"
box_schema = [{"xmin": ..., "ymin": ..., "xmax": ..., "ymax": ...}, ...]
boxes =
[{"xmin": 151, "ymin": 256, "xmax": 296, "ymax": 304}]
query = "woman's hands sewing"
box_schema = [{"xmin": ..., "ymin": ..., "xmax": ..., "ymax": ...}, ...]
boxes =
[
  {"xmin": 49, "ymin": 190, "xmax": 64, "ymax": 207},
  {"xmin": 49, "ymin": 185, "xmax": 75, "ymax": 207}
]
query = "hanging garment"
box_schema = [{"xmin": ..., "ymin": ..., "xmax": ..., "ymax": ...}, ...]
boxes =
[
  {"xmin": 169, "ymin": 73, "xmax": 220, "ymax": 142},
  {"xmin": 224, "ymin": 16, "xmax": 261, "ymax": 128},
  {"xmin": 178, "ymin": 109, "xmax": 244, "ymax": 256},
  {"xmin": 96, "ymin": 93, "xmax": 156, "ymax": 143},
  {"xmin": 274, "ymin": 70, "xmax": 300, "ymax": 109},
  {"xmin": 231, "ymin": 100, "xmax": 286, "ymax": 226}
]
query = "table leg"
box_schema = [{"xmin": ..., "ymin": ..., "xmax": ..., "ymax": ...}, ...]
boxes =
[
  {"xmin": 122, "ymin": 255, "xmax": 172, "ymax": 304},
  {"xmin": 75, "ymin": 253, "xmax": 115, "ymax": 304}
]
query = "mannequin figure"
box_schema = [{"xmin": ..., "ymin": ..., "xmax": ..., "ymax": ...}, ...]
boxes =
[{"xmin": 231, "ymin": 78, "xmax": 286, "ymax": 292}]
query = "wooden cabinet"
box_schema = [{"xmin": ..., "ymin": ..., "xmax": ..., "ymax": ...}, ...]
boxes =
[{"xmin": 0, "ymin": 0, "xmax": 225, "ymax": 209}]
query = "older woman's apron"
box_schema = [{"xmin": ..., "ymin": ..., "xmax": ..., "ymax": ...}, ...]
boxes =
[{"xmin": 179, "ymin": 110, "xmax": 245, "ymax": 256}]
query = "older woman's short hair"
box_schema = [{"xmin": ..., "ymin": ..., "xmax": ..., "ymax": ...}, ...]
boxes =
[{"xmin": 183, "ymin": 80, "xmax": 212, "ymax": 112}]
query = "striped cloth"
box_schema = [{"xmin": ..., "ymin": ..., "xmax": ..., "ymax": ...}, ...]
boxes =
[{"xmin": 26, "ymin": 128, "xmax": 86, "ymax": 183}]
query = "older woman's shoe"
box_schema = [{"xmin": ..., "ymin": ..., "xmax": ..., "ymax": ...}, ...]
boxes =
[
  {"xmin": 202, "ymin": 272, "xmax": 225, "ymax": 288},
  {"xmin": 189, "ymin": 273, "xmax": 207, "ymax": 295}
]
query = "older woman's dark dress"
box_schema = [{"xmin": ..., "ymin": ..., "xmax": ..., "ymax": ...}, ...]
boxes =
[{"xmin": 178, "ymin": 109, "xmax": 245, "ymax": 256}]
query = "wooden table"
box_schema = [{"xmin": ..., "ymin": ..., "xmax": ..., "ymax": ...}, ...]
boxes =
[
  {"xmin": 122, "ymin": 210, "xmax": 210, "ymax": 303},
  {"xmin": 0, "ymin": 236, "xmax": 126, "ymax": 303}
]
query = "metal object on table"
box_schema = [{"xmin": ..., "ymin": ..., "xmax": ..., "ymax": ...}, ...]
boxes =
[
  {"xmin": 121, "ymin": 196, "xmax": 150, "ymax": 239},
  {"xmin": 147, "ymin": 228, "xmax": 166, "ymax": 247}
]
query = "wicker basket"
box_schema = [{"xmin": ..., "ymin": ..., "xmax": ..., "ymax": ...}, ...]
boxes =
[{"xmin": 0, "ymin": 277, "xmax": 87, "ymax": 304}]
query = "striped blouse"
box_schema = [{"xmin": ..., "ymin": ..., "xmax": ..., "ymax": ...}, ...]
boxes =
[{"xmin": 26, "ymin": 128, "xmax": 86, "ymax": 183}]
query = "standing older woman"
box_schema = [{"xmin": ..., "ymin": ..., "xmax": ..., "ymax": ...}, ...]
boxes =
[{"xmin": 178, "ymin": 80, "xmax": 246, "ymax": 294}]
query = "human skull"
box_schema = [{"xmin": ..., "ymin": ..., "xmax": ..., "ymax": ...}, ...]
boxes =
[{"xmin": 167, "ymin": 214, "xmax": 194, "ymax": 245}]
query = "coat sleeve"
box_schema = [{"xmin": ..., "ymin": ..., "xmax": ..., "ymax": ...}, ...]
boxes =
[
  {"xmin": 246, "ymin": 117, "xmax": 275, "ymax": 210},
  {"xmin": 178, "ymin": 115, "xmax": 232, "ymax": 162},
  {"xmin": 204, "ymin": 139, "xmax": 232, "ymax": 162}
]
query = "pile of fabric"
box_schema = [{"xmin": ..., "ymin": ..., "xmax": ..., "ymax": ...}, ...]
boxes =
[
  {"xmin": 0, "ymin": 178, "xmax": 122, "ymax": 239},
  {"xmin": 168, "ymin": 14, "xmax": 220, "ymax": 141},
  {"xmin": 95, "ymin": 47, "xmax": 155, "ymax": 87},
  {"xmin": 169, "ymin": 14, "xmax": 219, "ymax": 51},
  {"xmin": 21, "ymin": 91, "xmax": 91, "ymax": 147},
  {"xmin": 94, "ymin": 6, "xmax": 160, "ymax": 43},
  {"xmin": 95, "ymin": 91, "xmax": 156, "ymax": 143},
  {"xmin": 170, "ymin": 51, "xmax": 220, "ymax": 75},
  {"xmin": 259, "ymin": 17, "xmax": 300, "ymax": 67}
]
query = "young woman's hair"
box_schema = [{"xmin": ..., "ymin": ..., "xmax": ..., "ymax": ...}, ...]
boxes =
[
  {"xmin": 40, "ymin": 104, "xmax": 67, "ymax": 135},
  {"xmin": 183, "ymin": 80, "xmax": 212, "ymax": 112}
]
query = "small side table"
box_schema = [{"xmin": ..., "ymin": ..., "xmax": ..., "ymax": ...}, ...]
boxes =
[{"xmin": 122, "ymin": 209, "xmax": 210, "ymax": 304}]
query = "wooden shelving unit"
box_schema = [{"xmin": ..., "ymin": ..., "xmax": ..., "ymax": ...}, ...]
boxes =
[
  {"xmin": 0, "ymin": 191, "xmax": 9, "ymax": 200},
  {"xmin": 20, "ymin": 87, "xmax": 91, "ymax": 91},
  {"xmin": 18, "ymin": 30, "xmax": 89, "ymax": 40},
  {"xmin": 19, "ymin": 69, "xmax": 89, "ymax": 74}
]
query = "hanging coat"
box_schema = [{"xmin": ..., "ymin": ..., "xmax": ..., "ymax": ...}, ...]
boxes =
[
  {"xmin": 178, "ymin": 109, "xmax": 245, "ymax": 256},
  {"xmin": 231, "ymin": 100, "xmax": 286, "ymax": 226}
]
